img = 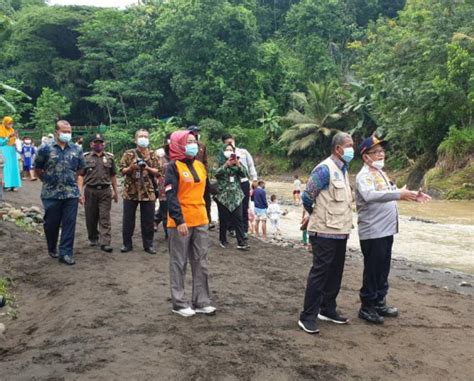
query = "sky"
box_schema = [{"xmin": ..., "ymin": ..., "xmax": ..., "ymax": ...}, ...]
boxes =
[{"xmin": 48, "ymin": 0, "xmax": 138, "ymax": 8}]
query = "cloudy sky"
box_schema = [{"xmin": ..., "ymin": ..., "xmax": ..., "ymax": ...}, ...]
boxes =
[{"xmin": 48, "ymin": 0, "xmax": 138, "ymax": 8}]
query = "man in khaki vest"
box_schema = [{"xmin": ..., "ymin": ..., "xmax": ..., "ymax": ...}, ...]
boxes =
[{"xmin": 298, "ymin": 132, "xmax": 354, "ymax": 334}]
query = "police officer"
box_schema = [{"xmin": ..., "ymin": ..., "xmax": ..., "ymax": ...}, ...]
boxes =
[
  {"xmin": 356, "ymin": 136, "xmax": 431, "ymax": 324},
  {"xmin": 78, "ymin": 134, "xmax": 119, "ymax": 253}
]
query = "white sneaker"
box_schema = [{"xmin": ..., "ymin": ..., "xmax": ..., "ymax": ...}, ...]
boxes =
[
  {"xmin": 172, "ymin": 307, "xmax": 196, "ymax": 317},
  {"xmin": 194, "ymin": 306, "xmax": 216, "ymax": 315}
]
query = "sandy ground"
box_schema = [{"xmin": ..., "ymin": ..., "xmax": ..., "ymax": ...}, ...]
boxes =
[{"xmin": 1, "ymin": 181, "xmax": 473, "ymax": 380}]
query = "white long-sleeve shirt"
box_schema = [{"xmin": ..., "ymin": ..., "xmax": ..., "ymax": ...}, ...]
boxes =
[{"xmin": 236, "ymin": 147, "xmax": 258, "ymax": 182}]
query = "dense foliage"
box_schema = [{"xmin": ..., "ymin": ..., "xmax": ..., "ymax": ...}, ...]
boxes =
[{"xmin": 0, "ymin": 0, "xmax": 472, "ymax": 178}]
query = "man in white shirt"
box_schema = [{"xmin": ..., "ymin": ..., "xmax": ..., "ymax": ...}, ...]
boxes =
[{"xmin": 222, "ymin": 133, "xmax": 258, "ymax": 236}]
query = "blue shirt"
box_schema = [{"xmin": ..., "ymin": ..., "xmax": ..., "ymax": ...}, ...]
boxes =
[
  {"xmin": 253, "ymin": 187, "xmax": 268, "ymax": 209},
  {"xmin": 35, "ymin": 142, "xmax": 85, "ymax": 199}
]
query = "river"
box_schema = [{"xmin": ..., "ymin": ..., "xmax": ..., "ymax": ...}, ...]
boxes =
[{"xmin": 260, "ymin": 181, "xmax": 474, "ymax": 275}]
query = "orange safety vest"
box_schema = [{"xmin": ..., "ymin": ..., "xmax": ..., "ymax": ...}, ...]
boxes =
[{"xmin": 167, "ymin": 160, "xmax": 209, "ymax": 228}]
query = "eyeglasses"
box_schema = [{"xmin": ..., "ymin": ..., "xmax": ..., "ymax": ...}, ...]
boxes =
[{"xmin": 367, "ymin": 149, "xmax": 385, "ymax": 155}]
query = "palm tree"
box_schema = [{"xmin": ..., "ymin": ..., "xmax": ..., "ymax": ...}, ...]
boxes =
[{"xmin": 280, "ymin": 81, "xmax": 342, "ymax": 155}]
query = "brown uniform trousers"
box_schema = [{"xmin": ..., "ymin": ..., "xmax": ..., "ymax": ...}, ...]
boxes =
[{"xmin": 83, "ymin": 152, "xmax": 116, "ymax": 246}]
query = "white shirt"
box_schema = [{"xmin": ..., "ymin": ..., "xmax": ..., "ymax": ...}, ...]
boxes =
[
  {"xmin": 267, "ymin": 203, "xmax": 282, "ymax": 221},
  {"xmin": 236, "ymin": 147, "xmax": 258, "ymax": 182},
  {"xmin": 293, "ymin": 179, "xmax": 301, "ymax": 191}
]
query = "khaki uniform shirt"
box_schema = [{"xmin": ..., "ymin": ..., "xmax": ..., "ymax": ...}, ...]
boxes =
[
  {"xmin": 83, "ymin": 151, "xmax": 116, "ymax": 186},
  {"xmin": 120, "ymin": 149, "xmax": 161, "ymax": 201}
]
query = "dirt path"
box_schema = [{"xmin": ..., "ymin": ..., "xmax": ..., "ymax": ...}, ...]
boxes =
[{"xmin": 1, "ymin": 181, "xmax": 473, "ymax": 380}]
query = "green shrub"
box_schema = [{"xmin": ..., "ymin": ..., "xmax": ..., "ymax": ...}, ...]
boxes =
[{"xmin": 437, "ymin": 127, "xmax": 474, "ymax": 170}]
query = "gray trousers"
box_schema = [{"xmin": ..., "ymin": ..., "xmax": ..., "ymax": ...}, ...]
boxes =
[{"xmin": 168, "ymin": 225, "xmax": 211, "ymax": 310}]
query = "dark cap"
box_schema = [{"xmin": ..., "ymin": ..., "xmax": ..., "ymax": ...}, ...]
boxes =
[
  {"xmin": 359, "ymin": 135, "xmax": 387, "ymax": 155},
  {"xmin": 187, "ymin": 125, "xmax": 200, "ymax": 134},
  {"xmin": 90, "ymin": 133, "xmax": 105, "ymax": 142}
]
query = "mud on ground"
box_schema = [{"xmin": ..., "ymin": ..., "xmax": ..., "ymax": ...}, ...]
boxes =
[{"xmin": 0, "ymin": 181, "xmax": 473, "ymax": 380}]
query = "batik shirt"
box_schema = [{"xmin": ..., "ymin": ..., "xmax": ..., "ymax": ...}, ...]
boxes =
[
  {"xmin": 35, "ymin": 142, "xmax": 85, "ymax": 199},
  {"xmin": 120, "ymin": 149, "xmax": 161, "ymax": 201},
  {"xmin": 214, "ymin": 164, "xmax": 248, "ymax": 212}
]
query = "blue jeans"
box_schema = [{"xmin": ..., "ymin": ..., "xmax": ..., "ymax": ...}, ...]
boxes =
[{"xmin": 42, "ymin": 198, "xmax": 79, "ymax": 257}]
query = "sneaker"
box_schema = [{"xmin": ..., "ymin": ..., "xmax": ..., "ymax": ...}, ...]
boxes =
[
  {"xmin": 89, "ymin": 240, "xmax": 99, "ymax": 247},
  {"xmin": 298, "ymin": 320, "xmax": 319, "ymax": 334},
  {"xmin": 318, "ymin": 311, "xmax": 349, "ymax": 325},
  {"xmin": 237, "ymin": 244, "xmax": 250, "ymax": 251},
  {"xmin": 209, "ymin": 223, "xmax": 216, "ymax": 231},
  {"xmin": 375, "ymin": 302, "xmax": 399, "ymax": 318},
  {"xmin": 172, "ymin": 307, "xmax": 196, "ymax": 317},
  {"xmin": 219, "ymin": 242, "xmax": 228, "ymax": 249},
  {"xmin": 229, "ymin": 230, "xmax": 236, "ymax": 237},
  {"xmin": 195, "ymin": 306, "xmax": 216, "ymax": 315},
  {"xmin": 359, "ymin": 306, "xmax": 384, "ymax": 324}
]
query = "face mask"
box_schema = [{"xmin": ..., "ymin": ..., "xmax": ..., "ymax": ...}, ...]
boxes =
[
  {"xmin": 93, "ymin": 143, "xmax": 104, "ymax": 153},
  {"xmin": 137, "ymin": 137, "xmax": 149, "ymax": 148},
  {"xmin": 341, "ymin": 147, "xmax": 354, "ymax": 163},
  {"xmin": 185, "ymin": 143, "xmax": 198, "ymax": 157},
  {"xmin": 24, "ymin": 141, "xmax": 31, "ymax": 146},
  {"xmin": 372, "ymin": 159, "xmax": 384, "ymax": 170},
  {"xmin": 58, "ymin": 132, "xmax": 72, "ymax": 143},
  {"xmin": 156, "ymin": 148, "xmax": 165, "ymax": 158},
  {"xmin": 224, "ymin": 151, "xmax": 232, "ymax": 159}
]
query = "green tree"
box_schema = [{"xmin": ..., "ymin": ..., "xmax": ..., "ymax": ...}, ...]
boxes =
[
  {"xmin": 280, "ymin": 82, "xmax": 343, "ymax": 157},
  {"xmin": 32, "ymin": 87, "xmax": 71, "ymax": 135}
]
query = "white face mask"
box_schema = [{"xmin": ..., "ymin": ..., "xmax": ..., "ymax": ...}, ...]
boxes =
[
  {"xmin": 372, "ymin": 159, "xmax": 385, "ymax": 170},
  {"xmin": 156, "ymin": 148, "xmax": 165, "ymax": 158},
  {"xmin": 137, "ymin": 137, "xmax": 149, "ymax": 148},
  {"xmin": 224, "ymin": 151, "xmax": 232, "ymax": 159}
]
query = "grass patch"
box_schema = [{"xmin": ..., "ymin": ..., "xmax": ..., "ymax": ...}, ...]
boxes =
[
  {"xmin": 0, "ymin": 277, "xmax": 17, "ymax": 319},
  {"xmin": 424, "ymin": 163, "xmax": 474, "ymax": 200}
]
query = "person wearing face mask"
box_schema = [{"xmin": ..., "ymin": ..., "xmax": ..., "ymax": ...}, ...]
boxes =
[
  {"xmin": 34, "ymin": 120, "xmax": 86, "ymax": 266},
  {"xmin": 20, "ymin": 137, "xmax": 37, "ymax": 181},
  {"xmin": 165, "ymin": 130, "xmax": 215, "ymax": 318},
  {"xmin": 356, "ymin": 136, "xmax": 431, "ymax": 324},
  {"xmin": 154, "ymin": 137, "xmax": 171, "ymax": 239},
  {"xmin": 120, "ymin": 129, "xmax": 161, "ymax": 255},
  {"xmin": 0, "ymin": 116, "xmax": 22, "ymax": 191},
  {"xmin": 78, "ymin": 134, "xmax": 119, "ymax": 253},
  {"xmin": 298, "ymin": 132, "xmax": 355, "ymax": 334},
  {"xmin": 215, "ymin": 143, "xmax": 250, "ymax": 250}
]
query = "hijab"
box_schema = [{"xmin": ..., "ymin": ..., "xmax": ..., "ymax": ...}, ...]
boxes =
[
  {"xmin": 217, "ymin": 143, "xmax": 235, "ymax": 166},
  {"xmin": 169, "ymin": 130, "xmax": 192, "ymax": 161},
  {"xmin": 0, "ymin": 116, "xmax": 15, "ymax": 145}
]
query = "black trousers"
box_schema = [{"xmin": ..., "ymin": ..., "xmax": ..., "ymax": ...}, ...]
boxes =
[
  {"xmin": 155, "ymin": 200, "xmax": 169, "ymax": 238},
  {"xmin": 122, "ymin": 199, "xmax": 155, "ymax": 249},
  {"xmin": 300, "ymin": 236, "xmax": 347, "ymax": 322},
  {"xmin": 240, "ymin": 181, "xmax": 250, "ymax": 233},
  {"xmin": 359, "ymin": 235, "xmax": 394, "ymax": 306},
  {"xmin": 217, "ymin": 201, "xmax": 246, "ymax": 246}
]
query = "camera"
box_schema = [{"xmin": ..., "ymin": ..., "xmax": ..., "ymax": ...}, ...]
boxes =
[{"xmin": 136, "ymin": 159, "xmax": 147, "ymax": 168}]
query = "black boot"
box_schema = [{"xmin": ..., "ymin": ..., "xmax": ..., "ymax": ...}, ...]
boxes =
[
  {"xmin": 375, "ymin": 299, "xmax": 399, "ymax": 317},
  {"xmin": 359, "ymin": 306, "xmax": 384, "ymax": 324}
]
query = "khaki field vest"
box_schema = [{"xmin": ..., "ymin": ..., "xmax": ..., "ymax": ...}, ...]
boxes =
[{"xmin": 308, "ymin": 157, "xmax": 353, "ymax": 234}]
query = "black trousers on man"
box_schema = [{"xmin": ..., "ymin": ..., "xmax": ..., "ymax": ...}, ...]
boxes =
[
  {"xmin": 154, "ymin": 199, "xmax": 169, "ymax": 239},
  {"xmin": 216, "ymin": 201, "xmax": 246, "ymax": 246},
  {"xmin": 240, "ymin": 180, "xmax": 250, "ymax": 233},
  {"xmin": 359, "ymin": 235, "xmax": 394, "ymax": 306},
  {"xmin": 300, "ymin": 235, "xmax": 347, "ymax": 323},
  {"xmin": 122, "ymin": 199, "xmax": 155, "ymax": 250}
]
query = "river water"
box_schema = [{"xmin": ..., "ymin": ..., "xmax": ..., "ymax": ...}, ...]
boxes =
[{"xmin": 261, "ymin": 181, "xmax": 474, "ymax": 275}]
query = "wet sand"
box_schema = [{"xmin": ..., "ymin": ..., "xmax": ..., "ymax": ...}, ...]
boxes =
[{"xmin": 1, "ymin": 181, "xmax": 473, "ymax": 380}]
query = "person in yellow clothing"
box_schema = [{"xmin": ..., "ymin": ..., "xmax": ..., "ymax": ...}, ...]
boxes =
[
  {"xmin": 165, "ymin": 130, "xmax": 216, "ymax": 318},
  {"xmin": 0, "ymin": 116, "xmax": 21, "ymax": 191}
]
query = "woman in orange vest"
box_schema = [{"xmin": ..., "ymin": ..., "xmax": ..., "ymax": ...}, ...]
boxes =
[{"xmin": 165, "ymin": 130, "xmax": 216, "ymax": 318}]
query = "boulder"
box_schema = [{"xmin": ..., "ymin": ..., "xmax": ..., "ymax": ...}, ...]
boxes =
[{"xmin": 8, "ymin": 209, "xmax": 25, "ymax": 219}]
